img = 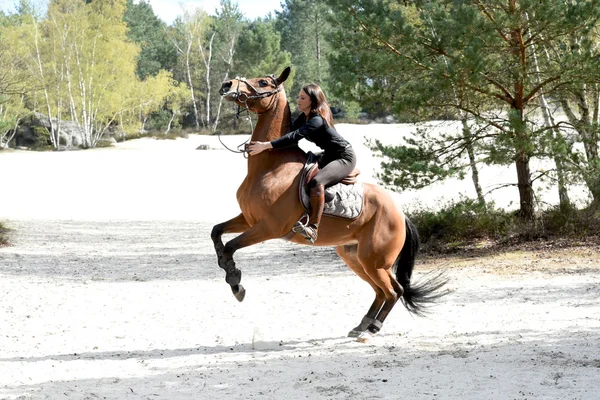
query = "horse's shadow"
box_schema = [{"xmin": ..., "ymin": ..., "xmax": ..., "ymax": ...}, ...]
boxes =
[{"xmin": 0, "ymin": 337, "xmax": 349, "ymax": 363}]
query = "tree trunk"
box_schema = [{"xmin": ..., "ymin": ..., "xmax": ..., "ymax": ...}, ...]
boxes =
[
  {"xmin": 186, "ymin": 46, "xmax": 200, "ymax": 130},
  {"xmin": 461, "ymin": 117, "xmax": 485, "ymax": 205},
  {"xmin": 213, "ymin": 35, "xmax": 236, "ymax": 132},
  {"xmin": 424, "ymin": 12, "xmax": 486, "ymax": 206},
  {"xmin": 33, "ymin": 19, "xmax": 58, "ymax": 149},
  {"xmin": 200, "ymin": 32, "xmax": 216, "ymax": 129},
  {"xmin": 165, "ymin": 112, "xmax": 175, "ymax": 135},
  {"xmin": 509, "ymin": 8, "xmax": 536, "ymax": 220},
  {"xmin": 315, "ymin": 11, "xmax": 321, "ymax": 82},
  {"xmin": 560, "ymin": 96, "xmax": 600, "ymax": 207},
  {"xmin": 515, "ymin": 149, "xmax": 535, "ymax": 219},
  {"xmin": 525, "ymin": 12, "xmax": 571, "ymax": 211}
]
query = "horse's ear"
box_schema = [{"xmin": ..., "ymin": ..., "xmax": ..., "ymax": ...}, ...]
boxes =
[{"xmin": 275, "ymin": 66, "xmax": 291, "ymax": 85}]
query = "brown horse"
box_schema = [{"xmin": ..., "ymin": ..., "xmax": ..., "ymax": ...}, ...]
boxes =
[{"xmin": 211, "ymin": 67, "xmax": 447, "ymax": 341}]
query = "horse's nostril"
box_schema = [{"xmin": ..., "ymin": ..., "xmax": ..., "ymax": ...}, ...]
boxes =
[{"xmin": 220, "ymin": 81, "xmax": 233, "ymax": 95}]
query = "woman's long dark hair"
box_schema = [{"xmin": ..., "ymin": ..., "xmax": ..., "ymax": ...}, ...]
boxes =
[{"xmin": 302, "ymin": 83, "xmax": 334, "ymax": 126}]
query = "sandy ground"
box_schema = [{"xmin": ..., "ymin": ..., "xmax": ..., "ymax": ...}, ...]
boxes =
[{"xmin": 1, "ymin": 125, "xmax": 600, "ymax": 399}]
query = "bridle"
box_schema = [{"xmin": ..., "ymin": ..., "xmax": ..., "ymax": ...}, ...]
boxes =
[{"xmin": 218, "ymin": 74, "xmax": 282, "ymax": 157}]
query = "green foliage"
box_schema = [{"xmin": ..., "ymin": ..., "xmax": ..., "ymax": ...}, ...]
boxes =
[
  {"xmin": 0, "ymin": 11, "xmax": 35, "ymax": 102},
  {"xmin": 370, "ymin": 121, "xmax": 495, "ymax": 191},
  {"xmin": 340, "ymin": 100, "xmax": 361, "ymax": 121},
  {"xmin": 371, "ymin": 138, "xmax": 459, "ymax": 190},
  {"xmin": 408, "ymin": 198, "xmax": 600, "ymax": 251},
  {"xmin": 535, "ymin": 206, "xmax": 600, "ymax": 237},
  {"xmin": 0, "ymin": 221, "xmax": 9, "ymax": 246},
  {"xmin": 276, "ymin": 0, "xmax": 332, "ymax": 97},
  {"xmin": 154, "ymin": 130, "xmax": 189, "ymax": 140},
  {"xmin": 328, "ymin": 0, "xmax": 600, "ymax": 219},
  {"xmin": 32, "ymin": 126, "xmax": 51, "ymax": 149},
  {"xmin": 123, "ymin": 0, "xmax": 177, "ymax": 79},
  {"xmin": 146, "ymin": 109, "xmax": 174, "ymax": 131},
  {"xmin": 409, "ymin": 198, "xmax": 515, "ymax": 246},
  {"xmin": 233, "ymin": 18, "xmax": 292, "ymax": 83}
]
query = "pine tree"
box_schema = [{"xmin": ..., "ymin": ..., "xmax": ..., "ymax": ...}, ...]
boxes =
[
  {"xmin": 123, "ymin": 0, "xmax": 177, "ymax": 79},
  {"xmin": 329, "ymin": 0, "xmax": 600, "ymax": 219},
  {"xmin": 276, "ymin": 0, "xmax": 332, "ymax": 97}
]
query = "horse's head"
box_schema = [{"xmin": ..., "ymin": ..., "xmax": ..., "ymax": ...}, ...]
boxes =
[{"xmin": 219, "ymin": 67, "xmax": 291, "ymax": 113}]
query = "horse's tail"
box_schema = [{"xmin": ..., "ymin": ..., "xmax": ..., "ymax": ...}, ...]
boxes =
[{"xmin": 394, "ymin": 217, "xmax": 449, "ymax": 316}]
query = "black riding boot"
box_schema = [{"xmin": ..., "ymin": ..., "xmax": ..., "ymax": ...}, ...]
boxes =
[{"xmin": 304, "ymin": 184, "xmax": 325, "ymax": 243}]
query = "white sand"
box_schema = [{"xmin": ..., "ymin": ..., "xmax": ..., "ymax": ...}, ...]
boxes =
[{"xmin": 1, "ymin": 125, "xmax": 599, "ymax": 399}]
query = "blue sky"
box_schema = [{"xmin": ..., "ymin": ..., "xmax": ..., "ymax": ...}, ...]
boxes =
[
  {"xmin": 147, "ymin": 0, "xmax": 283, "ymax": 23},
  {"xmin": 0, "ymin": 0, "xmax": 283, "ymax": 23}
]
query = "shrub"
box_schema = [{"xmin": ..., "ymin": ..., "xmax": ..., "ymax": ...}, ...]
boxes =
[
  {"xmin": 408, "ymin": 198, "xmax": 515, "ymax": 246},
  {"xmin": 32, "ymin": 126, "xmax": 53, "ymax": 149},
  {"xmin": 0, "ymin": 221, "xmax": 9, "ymax": 246},
  {"xmin": 532, "ymin": 205, "xmax": 600, "ymax": 238},
  {"xmin": 408, "ymin": 197, "xmax": 600, "ymax": 252}
]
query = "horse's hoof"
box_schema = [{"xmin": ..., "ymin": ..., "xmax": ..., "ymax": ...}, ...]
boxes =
[
  {"xmin": 232, "ymin": 284, "xmax": 246, "ymax": 302},
  {"xmin": 347, "ymin": 329, "xmax": 363, "ymax": 338},
  {"xmin": 348, "ymin": 317, "xmax": 376, "ymax": 338},
  {"xmin": 356, "ymin": 331, "xmax": 374, "ymax": 343}
]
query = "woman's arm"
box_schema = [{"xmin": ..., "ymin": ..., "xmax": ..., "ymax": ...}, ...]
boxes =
[
  {"xmin": 248, "ymin": 115, "xmax": 323, "ymax": 156},
  {"xmin": 270, "ymin": 115, "xmax": 323, "ymax": 149}
]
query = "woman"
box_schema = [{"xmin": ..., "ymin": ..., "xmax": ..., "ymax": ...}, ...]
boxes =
[{"xmin": 247, "ymin": 83, "xmax": 356, "ymax": 243}]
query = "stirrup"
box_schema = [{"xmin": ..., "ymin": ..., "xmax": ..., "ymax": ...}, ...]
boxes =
[
  {"xmin": 292, "ymin": 222, "xmax": 318, "ymax": 244},
  {"xmin": 292, "ymin": 214, "xmax": 309, "ymax": 233}
]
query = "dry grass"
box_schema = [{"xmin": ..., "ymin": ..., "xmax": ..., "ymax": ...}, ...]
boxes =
[{"xmin": 419, "ymin": 237, "xmax": 600, "ymax": 275}]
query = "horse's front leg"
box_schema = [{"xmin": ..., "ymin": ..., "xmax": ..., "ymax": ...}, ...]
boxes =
[{"xmin": 213, "ymin": 217, "xmax": 280, "ymax": 302}]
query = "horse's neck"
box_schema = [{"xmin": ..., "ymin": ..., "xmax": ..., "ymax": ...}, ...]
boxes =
[
  {"xmin": 250, "ymin": 91, "xmax": 291, "ymax": 143},
  {"xmin": 247, "ymin": 91, "xmax": 302, "ymax": 175}
]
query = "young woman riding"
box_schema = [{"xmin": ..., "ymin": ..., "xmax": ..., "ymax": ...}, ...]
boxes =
[{"xmin": 247, "ymin": 83, "xmax": 356, "ymax": 243}]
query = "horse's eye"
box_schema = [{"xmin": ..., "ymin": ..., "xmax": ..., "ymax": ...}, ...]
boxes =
[{"xmin": 258, "ymin": 79, "xmax": 269, "ymax": 87}]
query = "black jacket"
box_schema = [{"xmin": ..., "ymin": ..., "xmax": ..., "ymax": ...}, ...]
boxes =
[{"xmin": 270, "ymin": 113, "xmax": 351, "ymax": 159}]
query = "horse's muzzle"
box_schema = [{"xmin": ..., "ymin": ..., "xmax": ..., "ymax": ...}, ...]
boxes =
[{"xmin": 219, "ymin": 81, "xmax": 233, "ymax": 96}]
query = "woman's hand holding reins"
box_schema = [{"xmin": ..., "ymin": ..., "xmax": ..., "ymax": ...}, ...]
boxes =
[{"xmin": 247, "ymin": 141, "xmax": 272, "ymax": 156}]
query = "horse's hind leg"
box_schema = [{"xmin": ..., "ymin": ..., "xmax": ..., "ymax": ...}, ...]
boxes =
[
  {"xmin": 336, "ymin": 244, "xmax": 385, "ymax": 338},
  {"xmin": 356, "ymin": 267, "xmax": 403, "ymax": 342}
]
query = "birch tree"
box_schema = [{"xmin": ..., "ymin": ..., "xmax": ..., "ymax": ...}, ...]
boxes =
[
  {"xmin": 163, "ymin": 80, "xmax": 189, "ymax": 135},
  {"xmin": 212, "ymin": 0, "xmax": 244, "ymax": 131},
  {"xmin": 277, "ymin": 0, "xmax": 332, "ymax": 96},
  {"xmin": 547, "ymin": 25, "xmax": 600, "ymax": 211},
  {"xmin": 42, "ymin": 0, "xmax": 142, "ymax": 148},
  {"xmin": 169, "ymin": 8, "xmax": 210, "ymax": 129},
  {"xmin": 0, "ymin": 14, "xmax": 35, "ymax": 148},
  {"xmin": 133, "ymin": 70, "xmax": 173, "ymax": 133}
]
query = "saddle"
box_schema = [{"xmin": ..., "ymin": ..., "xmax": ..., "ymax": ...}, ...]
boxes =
[{"xmin": 298, "ymin": 152, "xmax": 364, "ymax": 220}]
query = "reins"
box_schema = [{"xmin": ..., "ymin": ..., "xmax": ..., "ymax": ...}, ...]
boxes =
[{"xmin": 217, "ymin": 75, "xmax": 281, "ymax": 158}]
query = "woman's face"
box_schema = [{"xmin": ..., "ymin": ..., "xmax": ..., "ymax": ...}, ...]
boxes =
[{"xmin": 296, "ymin": 89, "xmax": 312, "ymax": 114}]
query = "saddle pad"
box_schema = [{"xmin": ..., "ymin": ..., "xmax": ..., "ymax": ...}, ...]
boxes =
[{"xmin": 300, "ymin": 154, "xmax": 364, "ymax": 220}]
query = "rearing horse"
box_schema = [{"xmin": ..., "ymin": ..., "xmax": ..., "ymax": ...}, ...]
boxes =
[{"xmin": 211, "ymin": 67, "xmax": 447, "ymax": 341}]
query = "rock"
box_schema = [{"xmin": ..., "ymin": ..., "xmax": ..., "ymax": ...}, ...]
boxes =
[
  {"xmin": 99, "ymin": 137, "xmax": 117, "ymax": 144},
  {"xmin": 196, "ymin": 144, "xmax": 210, "ymax": 150},
  {"xmin": 10, "ymin": 112, "xmax": 115, "ymax": 150}
]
